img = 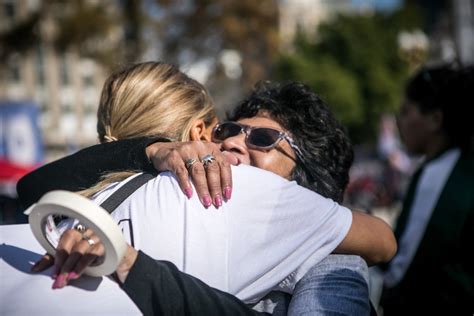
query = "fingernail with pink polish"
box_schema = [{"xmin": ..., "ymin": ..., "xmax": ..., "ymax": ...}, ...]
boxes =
[
  {"xmin": 68, "ymin": 272, "xmax": 80, "ymax": 280},
  {"xmin": 52, "ymin": 274, "xmax": 67, "ymax": 289},
  {"xmin": 224, "ymin": 186, "xmax": 232, "ymax": 200},
  {"xmin": 215, "ymin": 195, "xmax": 222, "ymax": 208},
  {"xmin": 184, "ymin": 188, "xmax": 193, "ymax": 199},
  {"xmin": 202, "ymin": 195, "xmax": 212, "ymax": 208}
]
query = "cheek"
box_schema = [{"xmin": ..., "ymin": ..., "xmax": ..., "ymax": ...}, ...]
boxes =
[
  {"xmin": 249, "ymin": 153, "xmax": 274, "ymax": 172},
  {"xmin": 249, "ymin": 152, "xmax": 295, "ymax": 179},
  {"xmin": 399, "ymin": 112, "xmax": 420, "ymax": 138},
  {"xmin": 399, "ymin": 116, "xmax": 427, "ymax": 153}
]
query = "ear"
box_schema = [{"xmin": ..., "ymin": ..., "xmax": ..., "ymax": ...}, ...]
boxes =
[{"xmin": 189, "ymin": 119, "xmax": 209, "ymax": 141}]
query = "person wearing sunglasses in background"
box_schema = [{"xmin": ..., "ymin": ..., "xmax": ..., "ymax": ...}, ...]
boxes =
[
  {"xmin": 20, "ymin": 80, "xmax": 393, "ymax": 314},
  {"xmin": 376, "ymin": 65, "xmax": 474, "ymax": 315}
]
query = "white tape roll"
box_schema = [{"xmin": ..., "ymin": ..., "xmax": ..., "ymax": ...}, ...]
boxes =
[{"xmin": 28, "ymin": 190, "xmax": 127, "ymax": 277}]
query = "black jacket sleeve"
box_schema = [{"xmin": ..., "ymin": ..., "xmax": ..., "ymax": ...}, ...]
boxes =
[
  {"xmin": 17, "ymin": 137, "xmax": 167, "ymax": 209},
  {"xmin": 122, "ymin": 251, "xmax": 268, "ymax": 316}
]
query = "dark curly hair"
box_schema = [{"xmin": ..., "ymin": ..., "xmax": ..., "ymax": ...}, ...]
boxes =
[
  {"xmin": 406, "ymin": 64, "xmax": 474, "ymax": 152},
  {"xmin": 228, "ymin": 81, "xmax": 354, "ymax": 203}
]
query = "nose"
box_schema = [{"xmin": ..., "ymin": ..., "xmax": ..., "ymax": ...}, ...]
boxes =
[{"xmin": 220, "ymin": 133, "xmax": 249, "ymax": 157}]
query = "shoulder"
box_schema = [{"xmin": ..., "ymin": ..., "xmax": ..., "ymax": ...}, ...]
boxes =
[
  {"xmin": 458, "ymin": 151, "xmax": 474, "ymax": 172},
  {"xmin": 230, "ymin": 164, "xmax": 302, "ymax": 193}
]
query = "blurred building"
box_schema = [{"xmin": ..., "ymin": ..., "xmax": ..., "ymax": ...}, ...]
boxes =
[
  {"xmin": 453, "ymin": 0, "xmax": 474, "ymax": 65},
  {"xmin": 280, "ymin": 0, "xmax": 474, "ymax": 65},
  {"xmin": 1, "ymin": 0, "xmax": 472, "ymax": 162},
  {"xmin": 408, "ymin": 0, "xmax": 474, "ymax": 65},
  {"xmin": 278, "ymin": 0, "xmax": 353, "ymax": 51},
  {"xmin": 0, "ymin": 0, "xmax": 110, "ymax": 159}
]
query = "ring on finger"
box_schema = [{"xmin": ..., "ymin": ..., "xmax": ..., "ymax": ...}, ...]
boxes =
[
  {"xmin": 200, "ymin": 154, "xmax": 216, "ymax": 168},
  {"xmin": 184, "ymin": 158, "xmax": 198, "ymax": 170},
  {"xmin": 74, "ymin": 223, "xmax": 87, "ymax": 234},
  {"xmin": 82, "ymin": 234, "xmax": 96, "ymax": 247}
]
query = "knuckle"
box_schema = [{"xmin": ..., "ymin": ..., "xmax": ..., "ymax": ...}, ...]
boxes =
[
  {"xmin": 174, "ymin": 166, "xmax": 188, "ymax": 176},
  {"xmin": 206, "ymin": 162, "xmax": 220, "ymax": 172},
  {"xmin": 191, "ymin": 164, "xmax": 206, "ymax": 175},
  {"xmin": 169, "ymin": 149, "xmax": 182, "ymax": 160},
  {"xmin": 71, "ymin": 243, "xmax": 82, "ymax": 252},
  {"xmin": 63, "ymin": 229, "xmax": 77, "ymax": 239},
  {"xmin": 218, "ymin": 159, "xmax": 230, "ymax": 169},
  {"xmin": 208, "ymin": 184, "xmax": 221, "ymax": 193}
]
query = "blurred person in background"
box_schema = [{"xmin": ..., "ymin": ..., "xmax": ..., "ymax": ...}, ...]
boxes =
[
  {"xmin": 378, "ymin": 64, "xmax": 474, "ymax": 315},
  {"xmin": 21, "ymin": 63, "xmax": 393, "ymax": 314},
  {"xmin": 376, "ymin": 114, "xmax": 415, "ymax": 207}
]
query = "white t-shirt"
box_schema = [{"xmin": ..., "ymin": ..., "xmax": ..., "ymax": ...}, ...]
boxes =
[{"xmin": 92, "ymin": 165, "xmax": 352, "ymax": 303}]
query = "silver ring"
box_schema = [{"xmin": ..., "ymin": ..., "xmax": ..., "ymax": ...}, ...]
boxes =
[
  {"xmin": 82, "ymin": 234, "xmax": 96, "ymax": 247},
  {"xmin": 200, "ymin": 154, "xmax": 216, "ymax": 168},
  {"xmin": 74, "ymin": 223, "xmax": 87, "ymax": 234},
  {"xmin": 184, "ymin": 158, "xmax": 198, "ymax": 170}
]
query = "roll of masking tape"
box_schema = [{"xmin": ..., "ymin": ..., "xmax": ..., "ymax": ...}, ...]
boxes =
[{"xmin": 27, "ymin": 190, "xmax": 127, "ymax": 277}]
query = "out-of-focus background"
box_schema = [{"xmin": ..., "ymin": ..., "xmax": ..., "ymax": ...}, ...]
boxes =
[{"xmin": 1, "ymin": 0, "xmax": 473, "ymax": 224}]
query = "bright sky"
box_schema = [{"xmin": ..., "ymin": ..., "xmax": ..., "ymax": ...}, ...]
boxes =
[{"xmin": 352, "ymin": 0, "xmax": 403, "ymax": 11}]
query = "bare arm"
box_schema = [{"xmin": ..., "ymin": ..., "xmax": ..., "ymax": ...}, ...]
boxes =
[{"xmin": 334, "ymin": 211, "xmax": 397, "ymax": 266}]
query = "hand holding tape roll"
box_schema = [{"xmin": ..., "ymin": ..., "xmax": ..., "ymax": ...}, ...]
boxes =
[{"xmin": 27, "ymin": 190, "xmax": 127, "ymax": 277}]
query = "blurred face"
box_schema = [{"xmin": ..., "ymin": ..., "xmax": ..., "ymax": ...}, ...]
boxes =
[
  {"xmin": 216, "ymin": 115, "xmax": 297, "ymax": 179},
  {"xmin": 397, "ymin": 98, "xmax": 438, "ymax": 155}
]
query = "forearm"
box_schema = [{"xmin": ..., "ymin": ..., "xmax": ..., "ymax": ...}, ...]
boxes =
[
  {"xmin": 122, "ymin": 251, "xmax": 267, "ymax": 316},
  {"xmin": 288, "ymin": 254, "xmax": 370, "ymax": 315},
  {"xmin": 17, "ymin": 137, "xmax": 165, "ymax": 208},
  {"xmin": 335, "ymin": 211, "xmax": 397, "ymax": 265}
]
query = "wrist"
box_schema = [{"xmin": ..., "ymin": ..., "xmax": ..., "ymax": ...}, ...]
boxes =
[
  {"xmin": 144, "ymin": 137, "xmax": 172, "ymax": 162},
  {"xmin": 115, "ymin": 246, "xmax": 139, "ymax": 284}
]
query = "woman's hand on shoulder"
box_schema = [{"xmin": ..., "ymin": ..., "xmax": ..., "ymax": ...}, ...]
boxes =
[{"xmin": 146, "ymin": 141, "xmax": 238, "ymax": 208}]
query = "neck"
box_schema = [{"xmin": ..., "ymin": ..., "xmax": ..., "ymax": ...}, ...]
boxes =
[{"xmin": 424, "ymin": 133, "xmax": 452, "ymax": 161}]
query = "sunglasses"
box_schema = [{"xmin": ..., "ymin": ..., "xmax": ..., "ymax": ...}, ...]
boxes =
[{"xmin": 212, "ymin": 122, "xmax": 303, "ymax": 160}]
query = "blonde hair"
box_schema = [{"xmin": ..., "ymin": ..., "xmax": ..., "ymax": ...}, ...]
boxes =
[
  {"xmin": 79, "ymin": 61, "xmax": 216, "ymax": 197},
  {"xmin": 97, "ymin": 61, "xmax": 215, "ymax": 143}
]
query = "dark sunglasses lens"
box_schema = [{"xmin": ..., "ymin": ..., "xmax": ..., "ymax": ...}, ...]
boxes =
[
  {"xmin": 213, "ymin": 123, "xmax": 242, "ymax": 141},
  {"xmin": 248, "ymin": 128, "xmax": 280, "ymax": 147}
]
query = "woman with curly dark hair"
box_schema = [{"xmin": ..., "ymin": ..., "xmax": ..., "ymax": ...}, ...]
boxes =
[{"xmin": 228, "ymin": 81, "xmax": 354, "ymax": 204}]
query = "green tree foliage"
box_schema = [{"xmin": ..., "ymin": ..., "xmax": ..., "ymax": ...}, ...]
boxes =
[
  {"xmin": 276, "ymin": 7, "xmax": 423, "ymax": 144},
  {"xmin": 1, "ymin": 0, "xmax": 279, "ymax": 90},
  {"xmin": 155, "ymin": 0, "xmax": 279, "ymax": 90},
  {"xmin": 0, "ymin": 0, "xmax": 142, "ymax": 70}
]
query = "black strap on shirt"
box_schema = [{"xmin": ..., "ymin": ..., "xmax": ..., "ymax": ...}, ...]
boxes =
[{"xmin": 100, "ymin": 172, "xmax": 156, "ymax": 213}]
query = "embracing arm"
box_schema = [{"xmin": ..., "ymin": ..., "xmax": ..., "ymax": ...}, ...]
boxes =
[
  {"xmin": 17, "ymin": 139, "xmax": 233, "ymax": 209},
  {"xmin": 17, "ymin": 137, "xmax": 163, "ymax": 209},
  {"xmin": 120, "ymin": 250, "xmax": 267, "ymax": 316},
  {"xmin": 34, "ymin": 231, "xmax": 266, "ymax": 315},
  {"xmin": 334, "ymin": 211, "xmax": 397, "ymax": 266}
]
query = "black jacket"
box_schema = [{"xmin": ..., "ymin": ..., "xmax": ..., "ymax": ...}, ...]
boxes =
[{"xmin": 124, "ymin": 251, "xmax": 267, "ymax": 315}]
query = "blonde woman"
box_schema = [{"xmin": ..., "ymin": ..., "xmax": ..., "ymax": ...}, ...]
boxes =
[{"xmin": 19, "ymin": 61, "xmax": 233, "ymax": 209}]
